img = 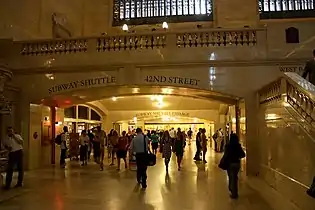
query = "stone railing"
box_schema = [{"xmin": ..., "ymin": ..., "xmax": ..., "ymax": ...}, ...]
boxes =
[
  {"xmin": 18, "ymin": 28, "xmax": 263, "ymax": 56},
  {"xmin": 21, "ymin": 39, "xmax": 88, "ymax": 56},
  {"xmin": 96, "ymin": 34, "xmax": 166, "ymax": 51},
  {"xmin": 176, "ymin": 30, "xmax": 257, "ymax": 48},
  {"xmin": 259, "ymin": 73, "xmax": 315, "ymax": 126}
]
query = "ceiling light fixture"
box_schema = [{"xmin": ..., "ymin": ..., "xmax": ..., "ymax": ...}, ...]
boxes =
[{"xmin": 112, "ymin": 97, "xmax": 117, "ymax": 101}]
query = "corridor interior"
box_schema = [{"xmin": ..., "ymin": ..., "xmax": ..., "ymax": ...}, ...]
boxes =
[
  {"xmin": 2, "ymin": 73, "xmax": 315, "ymax": 209},
  {"xmin": 0, "ymin": 148, "xmax": 294, "ymax": 210}
]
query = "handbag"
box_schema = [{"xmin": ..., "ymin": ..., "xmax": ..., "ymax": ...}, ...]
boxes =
[
  {"xmin": 218, "ymin": 152, "xmax": 229, "ymax": 170},
  {"xmin": 143, "ymin": 135, "xmax": 156, "ymax": 166}
]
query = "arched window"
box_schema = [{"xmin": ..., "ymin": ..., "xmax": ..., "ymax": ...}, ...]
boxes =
[
  {"xmin": 113, "ymin": 0, "xmax": 213, "ymax": 25},
  {"xmin": 285, "ymin": 27, "xmax": 299, "ymax": 43},
  {"xmin": 259, "ymin": 0, "xmax": 315, "ymax": 19},
  {"xmin": 64, "ymin": 106, "xmax": 76, "ymax": 118},
  {"xmin": 91, "ymin": 109, "xmax": 101, "ymax": 121}
]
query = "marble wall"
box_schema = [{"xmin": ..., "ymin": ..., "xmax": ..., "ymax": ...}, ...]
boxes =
[
  {"xmin": 256, "ymin": 104, "xmax": 315, "ymax": 209},
  {"xmin": 27, "ymin": 104, "xmax": 64, "ymax": 170},
  {"xmin": 264, "ymin": 20, "xmax": 315, "ymax": 59}
]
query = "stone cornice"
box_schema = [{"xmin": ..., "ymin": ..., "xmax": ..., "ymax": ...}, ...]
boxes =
[{"xmin": 11, "ymin": 58, "xmax": 307, "ymax": 75}]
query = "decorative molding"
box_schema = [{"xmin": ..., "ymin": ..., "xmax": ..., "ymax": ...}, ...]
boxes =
[{"xmin": 11, "ymin": 58, "xmax": 307, "ymax": 75}]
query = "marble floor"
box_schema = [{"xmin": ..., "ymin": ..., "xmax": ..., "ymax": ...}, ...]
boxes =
[{"xmin": 0, "ymin": 147, "xmax": 296, "ymax": 210}]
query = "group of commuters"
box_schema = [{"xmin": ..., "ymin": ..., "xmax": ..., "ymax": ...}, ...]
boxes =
[
  {"xmin": 151, "ymin": 128, "xmax": 186, "ymax": 171},
  {"xmin": 2, "ymin": 122, "xmax": 313, "ymax": 200},
  {"xmin": 60, "ymin": 126, "xmax": 131, "ymax": 171}
]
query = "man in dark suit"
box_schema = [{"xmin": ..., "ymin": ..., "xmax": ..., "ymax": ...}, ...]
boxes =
[{"xmin": 302, "ymin": 49, "xmax": 315, "ymax": 85}]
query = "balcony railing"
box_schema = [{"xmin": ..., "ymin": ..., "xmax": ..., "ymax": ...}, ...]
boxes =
[
  {"xmin": 1, "ymin": 28, "xmax": 266, "ymax": 70},
  {"xmin": 19, "ymin": 28, "xmax": 260, "ymax": 56}
]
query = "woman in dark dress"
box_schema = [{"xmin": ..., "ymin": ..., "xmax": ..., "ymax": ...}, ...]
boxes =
[
  {"xmin": 161, "ymin": 131, "xmax": 172, "ymax": 172},
  {"xmin": 223, "ymin": 133, "xmax": 245, "ymax": 199},
  {"xmin": 175, "ymin": 129, "xmax": 185, "ymax": 171}
]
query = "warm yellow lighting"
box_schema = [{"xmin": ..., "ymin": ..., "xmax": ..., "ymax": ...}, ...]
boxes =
[
  {"xmin": 155, "ymin": 101, "xmax": 165, "ymax": 109},
  {"xmin": 232, "ymin": 118, "xmax": 236, "ymax": 123},
  {"xmin": 162, "ymin": 22, "xmax": 168, "ymax": 29},
  {"xmin": 45, "ymin": 73, "xmax": 55, "ymax": 80},
  {"xmin": 151, "ymin": 95, "xmax": 156, "ymax": 101},
  {"xmin": 151, "ymin": 95, "xmax": 163, "ymax": 101},
  {"xmin": 133, "ymin": 117, "xmax": 137, "ymax": 122},
  {"xmin": 265, "ymin": 113, "xmax": 280, "ymax": 120},
  {"xmin": 122, "ymin": 24, "xmax": 128, "ymax": 31},
  {"xmin": 283, "ymin": 101, "xmax": 290, "ymax": 107},
  {"xmin": 112, "ymin": 97, "xmax": 117, "ymax": 101},
  {"xmin": 193, "ymin": 118, "xmax": 198, "ymax": 123},
  {"xmin": 162, "ymin": 88, "xmax": 173, "ymax": 94},
  {"xmin": 132, "ymin": 88, "xmax": 140, "ymax": 94}
]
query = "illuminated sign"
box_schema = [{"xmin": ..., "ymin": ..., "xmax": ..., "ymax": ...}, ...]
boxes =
[
  {"xmin": 135, "ymin": 111, "xmax": 189, "ymax": 118},
  {"xmin": 48, "ymin": 76, "xmax": 116, "ymax": 94}
]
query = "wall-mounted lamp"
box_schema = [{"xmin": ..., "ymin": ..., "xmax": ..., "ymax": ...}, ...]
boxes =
[
  {"xmin": 162, "ymin": 22, "xmax": 168, "ymax": 29},
  {"xmin": 122, "ymin": 24, "xmax": 129, "ymax": 31}
]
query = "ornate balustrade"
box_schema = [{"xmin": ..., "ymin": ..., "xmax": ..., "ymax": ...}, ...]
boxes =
[
  {"xmin": 259, "ymin": 73, "xmax": 315, "ymax": 126},
  {"xmin": 96, "ymin": 34, "xmax": 166, "ymax": 51},
  {"xmin": 21, "ymin": 39, "xmax": 88, "ymax": 56},
  {"xmin": 17, "ymin": 28, "xmax": 263, "ymax": 56},
  {"xmin": 176, "ymin": 30, "xmax": 257, "ymax": 48}
]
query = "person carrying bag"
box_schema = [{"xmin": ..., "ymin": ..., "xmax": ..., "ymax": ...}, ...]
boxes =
[
  {"xmin": 131, "ymin": 128, "xmax": 155, "ymax": 189},
  {"xmin": 218, "ymin": 133, "xmax": 245, "ymax": 199},
  {"xmin": 144, "ymin": 134, "xmax": 156, "ymax": 167}
]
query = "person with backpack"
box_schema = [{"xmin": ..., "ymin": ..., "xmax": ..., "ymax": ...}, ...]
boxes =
[{"xmin": 56, "ymin": 126, "xmax": 69, "ymax": 169}]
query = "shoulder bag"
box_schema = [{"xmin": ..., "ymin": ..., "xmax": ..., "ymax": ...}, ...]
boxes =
[
  {"xmin": 143, "ymin": 135, "xmax": 156, "ymax": 166},
  {"xmin": 218, "ymin": 152, "xmax": 229, "ymax": 170}
]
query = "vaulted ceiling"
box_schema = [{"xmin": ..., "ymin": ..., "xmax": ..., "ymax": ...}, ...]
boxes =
[{"xmin": 96, "ymin": 95, "xmax": 222, "ymax": 111}]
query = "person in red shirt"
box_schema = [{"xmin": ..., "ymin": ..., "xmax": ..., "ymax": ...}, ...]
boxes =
[{"xmin": 116, "ymin": 131, "xmax": 129, "ymax": 170}]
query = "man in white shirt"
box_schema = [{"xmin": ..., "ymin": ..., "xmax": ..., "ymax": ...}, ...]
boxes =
[
  {"xmin": 169, "ymin": 128, "xmax": 176, "ymax": 152},
  {"xmin": 131, "ymin": 128, "xmax": 150, "ymax": 189},
  {"xmin": 2, "ymin": 127, "xmax": 24, "ymax": 190},
  {"xmin": 216, "ymin": 128, "xmax": 224, "ymax": 152},
  {"xmin": 94, "ymin": 126, "xmax": 106, "ymax": 170}
]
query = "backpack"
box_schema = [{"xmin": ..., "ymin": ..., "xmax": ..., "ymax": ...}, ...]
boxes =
[{"xmin": 55, "ymin": 133, "xmax": 62, "ymax": 145}]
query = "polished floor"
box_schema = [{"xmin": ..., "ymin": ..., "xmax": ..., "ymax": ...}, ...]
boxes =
[{"xmin": 0, "ymin": 147, "xmax": 297, "ymax": 210}]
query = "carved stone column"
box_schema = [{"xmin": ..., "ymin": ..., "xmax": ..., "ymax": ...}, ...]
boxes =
[
  {"xmin": 0, "ymin": 62, "xmax": 13, "ymax": 114},
  {"xmin": 0, "ymin": 62, "xmax": 13, "ymax": 150}
]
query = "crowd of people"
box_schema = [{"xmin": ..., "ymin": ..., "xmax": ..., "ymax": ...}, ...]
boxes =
[{"xmin": 1, "ymin": 125, "xmax": 248, "ymax": 199}]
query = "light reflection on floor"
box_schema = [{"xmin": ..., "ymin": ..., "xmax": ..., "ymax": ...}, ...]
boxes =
[{"xmin": 0, "ymin": 146, "xmax": 284, "ymax": 210}]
